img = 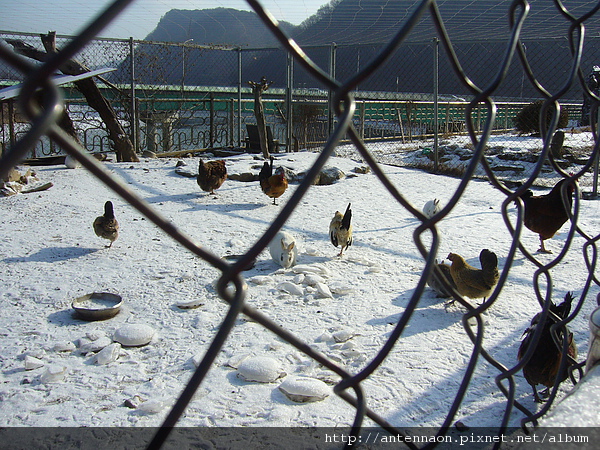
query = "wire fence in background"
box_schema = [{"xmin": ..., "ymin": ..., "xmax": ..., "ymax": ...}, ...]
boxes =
[
  {"xmin": 1, "ymin": 0, "xmax": 600, "ymax": 448},
  {"xmin": 2, "ymin": 25, "xmax": 600, "ymax": 188}
]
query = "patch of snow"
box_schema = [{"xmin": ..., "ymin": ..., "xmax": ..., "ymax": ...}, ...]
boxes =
[
  {"xmin": 0, "ymin": 146, "xmax": 598, "ymax": 430},
  {"xmin": 279, "ymin": 376, "xmax": 331, "ymax": 402},
  {"xmin": 237, "ymin": 356, "xmax": 286, "ymax": 383},
  {"xmin": 113, "ymin": 324, "xmax": 155, "ymax": 347}
]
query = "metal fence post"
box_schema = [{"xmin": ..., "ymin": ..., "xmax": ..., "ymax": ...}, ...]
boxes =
[
  {"xmin": 8, "ymin": 100, "xmax": 16, "ymax": 157},
  {"xmin": 359, "ymin": 101, "xmax": 365, "ymax": 140},
  {"xmin": 286, "ymin": 51, "xmax": 293, "ymax": 152},
  {"xmin": 181, "ymin": 39, "xmax": 193, "ymax": 98},
  {"xmin": 433, "ymin": 37, "xmax": 439, "ymax": 172},
  {"xmin": 209, "ymin": 93, "xmax": 215, "ymax": 148},
  {"xmin": 593, "ymin": 106, "xmax": 599, "ymax": 197},
  {"xmin": 328, "ymin": 43, "xmax": 337, "ymax": 136},
  {"xmin": 237, "ymin": 47, "xmax": 243, "ymax": 148},
  {"xmin": 129, "ymin": 37, "xmax": 138, "ymax": 153},
  {"xmin": 135, "ymin": 98, "xmax": 140, "ymax": 154},
  {"xmin": 229, "ymin": 98, "xmax": 235, "ymax": 148}
]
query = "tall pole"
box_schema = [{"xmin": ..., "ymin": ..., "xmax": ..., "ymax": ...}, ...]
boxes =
[
  {"xmin": 433, "ymin": 37, "xmax": 439, "ymax": 172},
  {"xmin": 237, "ymin": 47, "xmax": 242, "ymax": 148},
  {"xmin": 181, "ymin": 39, "xmax": 193, "ymax": 97},
  {"xmin": 328, "ymin": 43, "xmax": 337, "ymax": 136},
  {"xmin": 286, "ymin": 52, "xmax": 294, "ymax": 152},
  {"xmin": 129, "ymin": 37, "xmax": 137, "ymax": 153},
  {"xmin": 593, "ymin": 105, "xmax": 599, "ymax": 197}
]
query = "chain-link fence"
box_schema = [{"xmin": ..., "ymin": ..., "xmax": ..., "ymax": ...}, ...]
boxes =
[
  {"xmin": 2, "ymin": 0, "xmax": 600, "ymax": 447},
  {"xmin": 3, "ymin": 28, "xmax": 600, "ymax": 188}
]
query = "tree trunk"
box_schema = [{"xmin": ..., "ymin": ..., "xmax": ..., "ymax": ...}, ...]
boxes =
[
  {"xmin": 7, "ymin": 33, "xmax": 138, "ymax": 162},
  {"xmin": 248, "ymin": 77, "xmax": 273, "ymax": 159}
]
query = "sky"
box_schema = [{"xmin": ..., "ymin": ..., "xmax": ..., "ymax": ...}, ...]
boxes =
[{"xmin": 0, "ymin": 0, "xmax": 328, "ymax": 40}]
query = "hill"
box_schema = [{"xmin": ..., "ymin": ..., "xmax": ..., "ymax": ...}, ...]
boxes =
[
  {"xmin": 145, "ymin": 7, "xmax": 297, "ymax": 48},
  {"xmin": 293, "ymin": 0, "xmax": 600, "ymax": 45},
  {"xmin": 133, "ymin": 1, "xmax": 600, "ymax": 100},
  {"xmin": 145, "ymin": 1, "xmax": 600, "ymax": 47}
]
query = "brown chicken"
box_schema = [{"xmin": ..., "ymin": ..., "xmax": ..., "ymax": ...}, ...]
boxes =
[
  {"xmin": 197, "ymin": 159, "xmax": 227, "ymax": 195},
  {"xmin": 447, "ymin": 249, "xmax": 499, "ymax": 300},
  {"xmin": 330, "ymin": 203, "xmax": 353, "ymax": 257},
  {"xmin": 93, "ymin": 201, "xmax": 119, "ymax": 248},
  {"xmin": 518, "ymin": 292, "xmax": 578, "ymax": 403},
  {"xmin": 259, "ymin": 157, "xmax": 288, "ymax": 205},
  {"xmin": 518, "ymin": 178, "xmax": 575, "ymax": 253},
  {"xmin": 427, "ymin": 260, "xmax": 457, "ymax": 298}
]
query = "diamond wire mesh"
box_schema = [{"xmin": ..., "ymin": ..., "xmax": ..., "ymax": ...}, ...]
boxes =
[{"xmin": 1, "ymin": 0, "xmax": 600, "ymax": 448}]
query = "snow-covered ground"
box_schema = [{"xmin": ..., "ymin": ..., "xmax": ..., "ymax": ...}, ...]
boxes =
[
  {"xmin": 335, "ymin": 128, "xmax": 599, "ymax": 188},
  {"xmin": 1, "ymin": 140, "xmax": 599, "ymax": 433}
]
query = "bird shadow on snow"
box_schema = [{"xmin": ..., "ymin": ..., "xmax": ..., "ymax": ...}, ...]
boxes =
[
  {"xmin": 109, "ymin": 164, "xmax": 173, "ymax": 198},
  {"xmin": 368, "ymin": 291, "xmax": 464, "ymax": 338},
  {"xmin": 379, "ymin": 307, "xmax": 537, "ymax": 429},
  {"xmin": 144, "ymin": 192, "xmax": 199, "ymax": 205},
  {"xmin": 133, "ymin": 182, "xmax": 266, "ymax": 213},
  {"xmin": 3, "ymin": 246, "xmax": 100, "ymax": 263},
  {"xmin": 184, "ymin": 200, "xmax": 266, "ymax": 214},
  {"xmin": 296, "ymin": 254, "xmax": 334, "ymax": 265},
  {"xmin": 383, "ymin": 365, "xmax": 534, "ymax": 430},
  {"xmin": 107, "ymin": 165, "xmax": 263, "ymax": 217}
]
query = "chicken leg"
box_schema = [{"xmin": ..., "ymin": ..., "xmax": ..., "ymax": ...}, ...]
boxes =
[{"xmin": 538, "ymin": 236, "xmax": 552, "ymax": 254}]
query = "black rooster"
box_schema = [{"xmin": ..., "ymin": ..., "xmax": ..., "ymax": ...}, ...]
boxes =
[{"xmin": 518, "ymin": 292, "xmax": 578, "ymax": 402}]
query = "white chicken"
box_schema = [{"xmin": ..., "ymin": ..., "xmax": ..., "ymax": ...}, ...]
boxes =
[{"xmin": 423, "ymin": 198, "xmax": 441, "ymax": 219}]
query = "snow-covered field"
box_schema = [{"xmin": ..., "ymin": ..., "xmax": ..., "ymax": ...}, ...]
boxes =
[
  {"xmin": 335, "ymin": 128, "xmax": 599, "ymax": 188},
  {"xmin": 1, "ymin": 142, "xmax": 599, "ymax": 433}
]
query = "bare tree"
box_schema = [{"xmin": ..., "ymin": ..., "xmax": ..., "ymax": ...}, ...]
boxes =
[{"xmin": 7, "ymin": 32, "xmax": 138, "ymax": 162}]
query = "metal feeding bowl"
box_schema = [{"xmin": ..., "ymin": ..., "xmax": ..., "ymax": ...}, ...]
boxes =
[{"xmin": 72, "ymin": 292, "xmax": 123, "ymax": 321}]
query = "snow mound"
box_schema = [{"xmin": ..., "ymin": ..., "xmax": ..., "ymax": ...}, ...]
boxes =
[
  {"xmin": 237, "ymin": 356, "xmax": 286, "ymax": 383},
  {"xmin": 279, "ymin": 376, "xmax": 331, "ymax": 403},
  {"xmin": 114, "ymin": 324, "xmax": 155, "ymax": 347}
]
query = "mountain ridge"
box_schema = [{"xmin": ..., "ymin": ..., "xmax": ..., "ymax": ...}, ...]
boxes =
[
  {"xmin": 132, "ymin": 1, "xmax": 599, "ymax": 100},
  {"xmin": 144, "ymin": 7, "xmax": 297, "ymax": 48},
  {"xmin": 144, "ymin": 1, "xmax": 600, "ymax": 47}
]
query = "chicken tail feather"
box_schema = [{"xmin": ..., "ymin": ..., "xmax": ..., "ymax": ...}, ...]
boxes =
[{"xmin": 341, "ymin": 203, "xmax": 352, "ymax": 230}]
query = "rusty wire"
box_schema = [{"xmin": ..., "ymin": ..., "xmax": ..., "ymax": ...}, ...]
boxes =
[{"xmin": 2, "ymin": 0, "xmax": 600, "ymax": 449}]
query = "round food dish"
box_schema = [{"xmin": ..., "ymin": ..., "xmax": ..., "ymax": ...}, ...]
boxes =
[{"xmin": 72, "ymin": 292, "xmax": 123, "ymax": 321}]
